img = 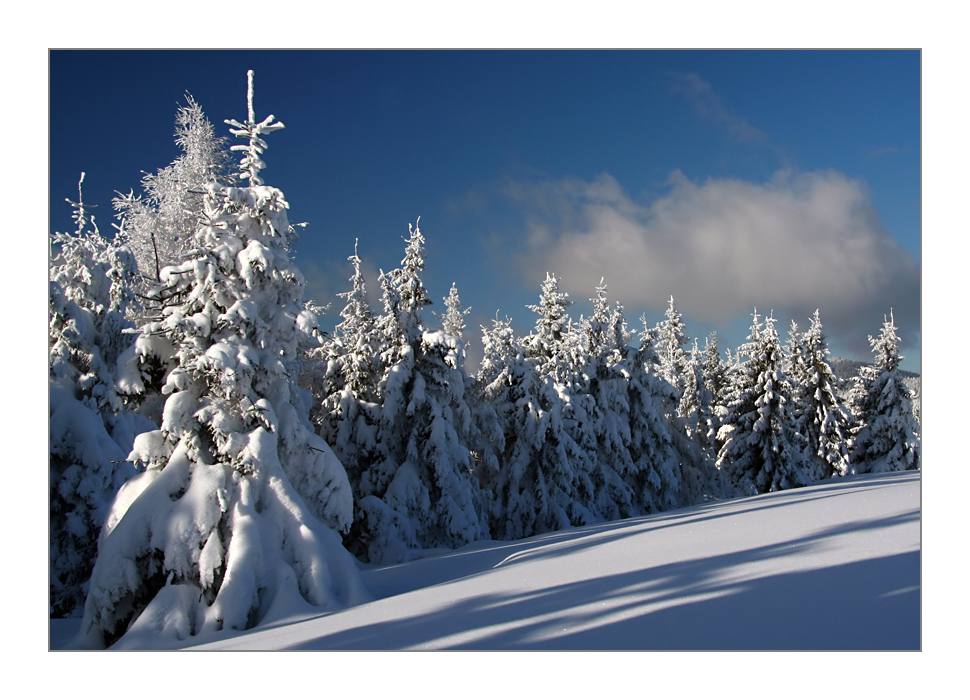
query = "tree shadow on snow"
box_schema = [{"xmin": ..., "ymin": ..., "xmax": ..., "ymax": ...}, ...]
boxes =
[
  {"xmin": 286, "ymin": 507, "xmax": 920, "ymax": 650},
  {"xmin": 364, "ymin": 471, "xmax": 920, "ymax": 598}
]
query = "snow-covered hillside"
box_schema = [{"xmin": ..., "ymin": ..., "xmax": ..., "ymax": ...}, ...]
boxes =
[
  {"xmin": 52, "ymin": 470, "xmax": 917, "ymax": 650},
  {"xmin": 830, "ymin": 355, "xmax": 921, "ymax": 395}
]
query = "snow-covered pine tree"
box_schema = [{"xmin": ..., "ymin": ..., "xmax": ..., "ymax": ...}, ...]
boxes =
[
  {"xmin": 473, "ymin": 314, "xmax": 517, "ymax": 497},
  {"xmin": 622, "ymin": 321, "xmax": 684, "ymax": 512},
  {"xmin": 114, "ymin": 95, "xmax": 232, "ymax": 293},
  {"xmin": 702, "ymin": 333, "xmax": 727, "ymax": 401},
  {"xmin": 519, "ymin": 274, "xmax": 599, "ymax": 528},
  {"xmin": 627, "ymin": 317, "xmax": 724, "ymax": 510},
  {"xmin": 479, "ymin": 275, "xmax": 597, "ymax": 540},
  {"xmin": 304, "ymin": 240, "xmax": 383, "ymax": 497},
  {"xmin": 351, "ymin": 222, "xmax": 488, "ymax": 564},
  {"xmin": 700, "ymin": 332, "xmax": 727, "ymax": 459},
  {"xmin": 521, "ymin": 272, "xmax": 574, "ymax": 382},
  {"xmin": 791, "ymin": 310, "xmax": 852, "ymax": 480},
  {"xmin": 641, "ymin": 299, "xmax": 723, "ymax": 505},
  {"xmin": 480, "ymin": 334, "xmax": 557, "ymax": 540},
  {"xmin": 679, "ymin": 339, "xmax": 715, "ymax": 456},
  {"xmin": 49, "ymin": 173, "xmax": 152, "ymax": 618},
  {"xmin": 576, "ymin": 281, "xmax": 637, "ymax": 521},
  {"xmin": 478, "ymin": 321, "xmax": 585, "ymax": 539},
  {"xmin": 654, "ymin": 295, "xmax": 690, "ymax": 394},
  {"xmin": 717, "ymin": 311, "xmax": 814, "ymax": 495},
  {"xmin": 783, "ymin": 320, "xmax": 801, "ymax": 378},
  {"xmin": 433, "ymin": 285, "xmax": 503, "ymax": 524},
  {"xmin": 436, "ymin": 282, "xmax": 471, "ymax": 341},
  {"xmin": 78, "ymin": 72, "xmax": 367, "ymax": 648},
  {"xmin": 910, "ymin": 382, "xmax": 921, "ymax": 427},
  {"xmin": 849, "ymin": 311, "xmax": 920, "ymax": 473}
]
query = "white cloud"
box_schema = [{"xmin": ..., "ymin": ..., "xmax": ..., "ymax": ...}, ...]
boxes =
[{"xmin": 507, "ymin": 170, "xmax": 920, "ymax": 354}]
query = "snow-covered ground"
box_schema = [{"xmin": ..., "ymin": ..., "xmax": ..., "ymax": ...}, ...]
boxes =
[{"xmin": 53, "ymin": 470, "xmax": 919, "ymax": 651}]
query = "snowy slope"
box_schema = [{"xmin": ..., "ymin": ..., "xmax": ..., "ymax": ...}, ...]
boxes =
[{"xmin": 169, "ymin": 470, "xmax": 919, "ymax": 651}]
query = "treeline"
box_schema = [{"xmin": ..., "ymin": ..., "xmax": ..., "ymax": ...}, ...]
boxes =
[{"xmin": 49, "ymin": 74, "xmax": 920, "ymax": 647}]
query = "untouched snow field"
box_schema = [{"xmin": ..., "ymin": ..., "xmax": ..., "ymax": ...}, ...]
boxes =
[
  {"xmin": 122, "ymin": 470, "xmax": 917, "ymax": 651},
  {"xmin": 50, "ymin": 470, "xmax": 919, "ymax": 650}
]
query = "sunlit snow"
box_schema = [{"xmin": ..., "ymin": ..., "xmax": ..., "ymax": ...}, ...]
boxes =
[{"xmin": 50, "ymin": 470, "xmax": 917, "ymax": 650}]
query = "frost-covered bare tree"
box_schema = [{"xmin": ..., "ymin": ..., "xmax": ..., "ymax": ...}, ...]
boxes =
[{"xmin": 114, "ymin": 94, "xmax": 232, "ymax": 299}]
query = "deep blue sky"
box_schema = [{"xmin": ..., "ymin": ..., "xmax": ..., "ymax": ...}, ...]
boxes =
[{"xmin": 49, "ymin": 50, "xmax": 920, "ymax": 371}]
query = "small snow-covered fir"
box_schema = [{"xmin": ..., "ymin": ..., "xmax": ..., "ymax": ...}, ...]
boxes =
[{"xmin": 849, "ymin": 311, "xmax": 920, "ymax": 473}]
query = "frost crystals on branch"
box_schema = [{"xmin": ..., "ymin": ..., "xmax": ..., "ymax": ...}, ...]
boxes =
[{"xmin": 114, "ymin": 94, "xmax": 232, "ymax": 288}]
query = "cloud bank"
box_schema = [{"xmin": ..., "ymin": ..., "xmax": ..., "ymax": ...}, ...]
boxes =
[{"xmin": 506, "ymin": 170, "xmax": 920, "ymax": 357}]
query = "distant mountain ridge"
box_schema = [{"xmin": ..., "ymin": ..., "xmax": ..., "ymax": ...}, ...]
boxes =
[
  {"xmin": 829, "ymin": 356, "xmax": 920, "ymax": 382},
  {"xmin": 828, "ymin": 357, "xmax": 920, "ymax": 420}
]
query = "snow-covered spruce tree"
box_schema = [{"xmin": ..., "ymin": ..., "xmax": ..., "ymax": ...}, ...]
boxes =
[
  {"xmin": 849, "ymin": 311, "xmax": 920, "ymax": 473},
  {"xmin": 679, "ymin": 339, "xmax": 716, "ymax": 458},
  {"xmin": 790, "ymin": 310, "xmax": 852, "ymax": 480},
  {"xmin": 654, "ymin": 295, "xmax": 690, "ymax": 394},
  {"xmin": 783, "ymin": 320, "xmax": 802, "ymax": 378},
  {"xmin": 479, "ymin": 275, "xmax": 597, "ymax": 540},
  {"xmin": 642, "ymin": 299, "xmax": 723, "ymax": 505},
  {"xmin": 303, "ymin": 241, "xmax": 384, "ymax": 500},
  {"xmin": 910, "ymin": 382, "xmax": 921, "ymax": 426},
  {"xmin": 479, "ymin": 333, "xmax": 548, "ymax": 540},
  {"xmin": 77, "ymin": 72, "xmax": 367, "ymax": 649},
  {"xmin": 624, "ymin": 317, "xmax": 722, "ymax": 511},
  {"xmin": 434, "ymin": 286, "xmax": 504, "ymax": 523},
  {"xmin": 574, "ymin": 281, "xmax": 637, "ymax": 521},
  {"xmin": 521, "ymin": 272, "xmax": 574, "ymax": 382},
  {"xmin": 436, "ymin": 282, "xmax": 471, "ymax": 340},
  {"xmin": 622, "ymin": 320, "xmax": 679, "ymax": 512},
  {"xmin": 473, "ymin": 314, "xmax": 517, "ymax": 501},
  {"xmin": 49, "ymin": 174, "xmax": 152, "ymax": 618},
  {"xmin": 702, "ymin": 333, "xmax": 727, "ymax": 400},
  {"xmin": 114, "ymin": 94, "xmax": 232, "ymax": 297},
  {"xmin": 699, "ymin": 332, "xmax": 727, "ymax": 459},
  {"xmin": 351, "ymin": 222, "xmax": 488, "ymax": 564},
  {"xmin": 717, "ymin": 311, "xmax": 814, "ymax": 495},
  {"xmin": 519, "ymin": 274, "xmax": 599, "ymax": 527},
  {"xmin": 477, "ymin": 314, "xmax": 584, "ymax": 540}
]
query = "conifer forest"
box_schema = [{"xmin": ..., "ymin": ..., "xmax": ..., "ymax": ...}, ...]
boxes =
[{"xmin": 49, "ymin": 71, "xmax": 920, "ymax": 649}]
